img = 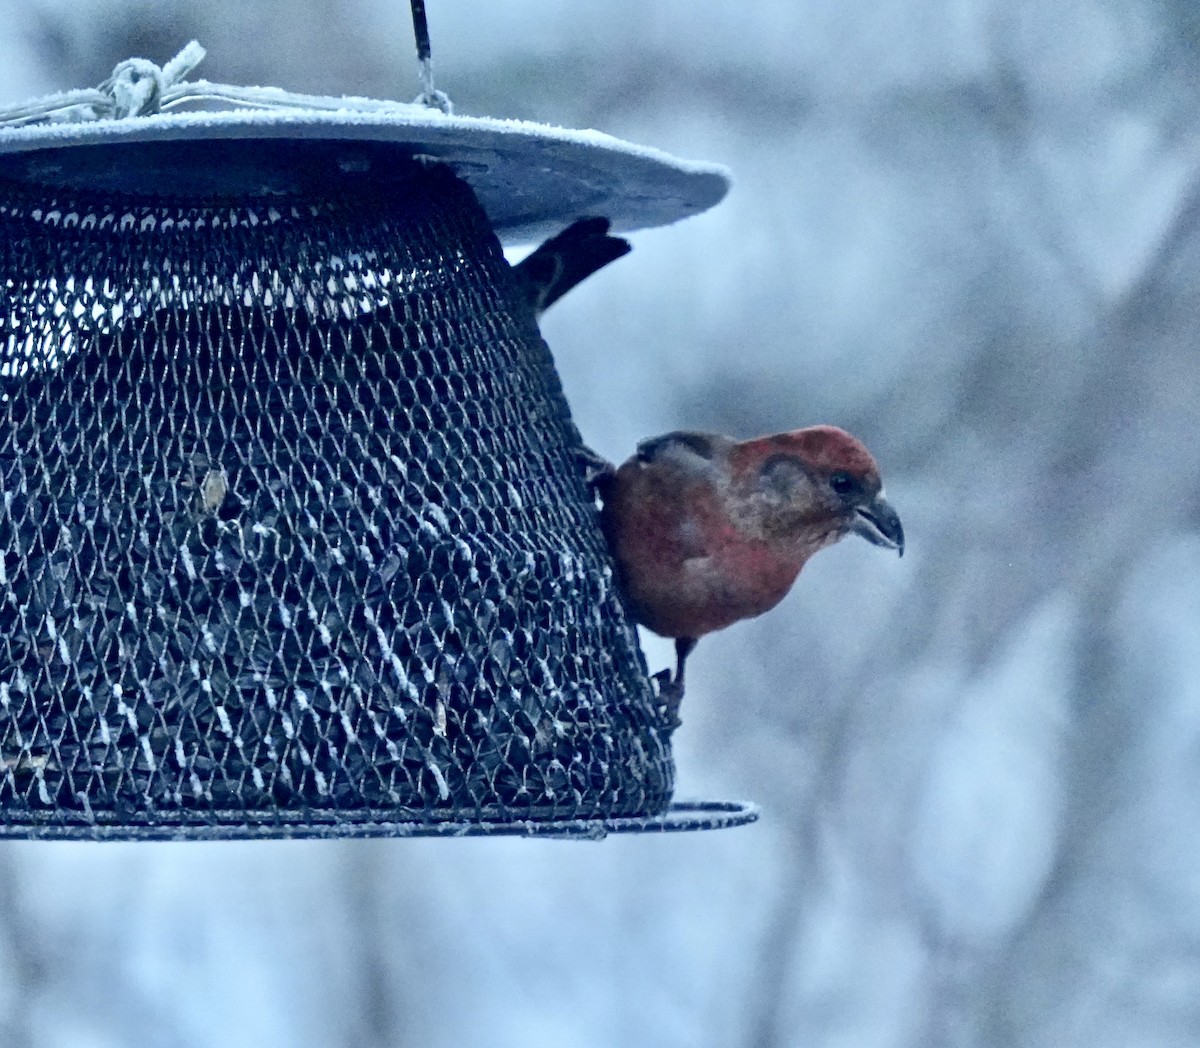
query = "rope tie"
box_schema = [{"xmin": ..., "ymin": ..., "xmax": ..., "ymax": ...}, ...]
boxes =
[
  {"xmin": 0, "ymin": 40, "xmax": 453, "ymax": 129},
  {"xmin": 100, "ymin": 41, "xmax": 207, "ymax": 118}
]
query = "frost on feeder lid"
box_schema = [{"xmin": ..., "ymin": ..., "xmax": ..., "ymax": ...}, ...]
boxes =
[
  {"xmin": 0, "ymin": 37, "xmax": 754, "ymax": 840},
  {"xmin": 0, "ymin": 41, "xmax": 730, "ymax": 244}
]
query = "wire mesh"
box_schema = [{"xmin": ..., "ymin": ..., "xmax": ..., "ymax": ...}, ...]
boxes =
[{"xmin": 0, "ymin": 143, "xmax": 676, "ymax": 839}]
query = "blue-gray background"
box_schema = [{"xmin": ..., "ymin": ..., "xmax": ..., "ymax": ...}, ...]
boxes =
[{"xmin": 2, "ymin": 2, "xmax": 1198, "ymax": 1046}]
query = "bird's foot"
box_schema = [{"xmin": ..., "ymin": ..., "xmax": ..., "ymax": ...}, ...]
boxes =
[
  {"xmin": 652, "ymin": 668, "xmax": 685, "ymax": 730},
  {"xmin": 575, "ymin": 445, "xmax": 616, "ymax": 497}
]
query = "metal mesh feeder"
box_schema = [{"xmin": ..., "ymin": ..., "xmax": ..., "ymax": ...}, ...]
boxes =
[{"xmin": 0, "ymin": 46, "xmax": 757, "ymax": 840}]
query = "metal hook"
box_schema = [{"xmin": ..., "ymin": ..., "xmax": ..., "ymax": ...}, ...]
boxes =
[{"xmin": 409, "ymin": 0, "xmax": 452, "ymax": 113}]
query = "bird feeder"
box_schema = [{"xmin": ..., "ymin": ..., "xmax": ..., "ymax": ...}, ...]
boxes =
[{"xmin": 0, "ymin": 30, "xmax": 756, "ymax": 839}]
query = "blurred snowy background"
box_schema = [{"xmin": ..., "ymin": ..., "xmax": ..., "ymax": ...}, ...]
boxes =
[{"xmin": 2, "ymin": 1, "xmax": 1199, "ymax": 1046}]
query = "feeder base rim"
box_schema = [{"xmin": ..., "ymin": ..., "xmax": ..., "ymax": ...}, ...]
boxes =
[{"xmin": 0, "ymin": 800, "xmax": 759, "ymax": 841}]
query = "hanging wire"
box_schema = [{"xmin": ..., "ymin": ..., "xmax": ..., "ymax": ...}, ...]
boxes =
[{"xmin": 409, "ymin": 0, "xmax": 452, "ymax": 113}]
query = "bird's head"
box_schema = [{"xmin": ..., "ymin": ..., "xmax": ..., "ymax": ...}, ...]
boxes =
[{"xmin": 727, "ymin": 425, "xmax": 904, "ymax": 558}]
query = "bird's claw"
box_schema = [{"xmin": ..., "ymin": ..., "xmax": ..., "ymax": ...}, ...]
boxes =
[
  {"xmin": 652, "ymin": 668, "xmax": 684, "ymax": 730},
  {"xmin": 575, "ymin": 445, "xmax": 616, "ymax": 497}
]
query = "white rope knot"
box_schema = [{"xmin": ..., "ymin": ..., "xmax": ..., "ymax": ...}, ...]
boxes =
[
  {"xmin": 100, "ymin": 42, "xmax": 207, "ymax": 119},
  {"xmin": 103, "ymin": 58, "xmax": 166, "ymax": 118},
  {"xmin": 0, "ymin": 39, "xmax": 453, "ymax": 129}
]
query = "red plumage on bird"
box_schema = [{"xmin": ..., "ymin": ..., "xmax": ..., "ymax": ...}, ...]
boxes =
[{"xmin": 595, "ymin": 427, "xmax": 903, "ymax": 723}]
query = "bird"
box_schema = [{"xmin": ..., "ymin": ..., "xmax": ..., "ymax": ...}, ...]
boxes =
[
  {"xmin": 512, "ymin": 217, "xmax": 631, "ymax": 316},
  {"xmin": 595, "ymin": 426, "xmax": 903, "ymax": 725}
]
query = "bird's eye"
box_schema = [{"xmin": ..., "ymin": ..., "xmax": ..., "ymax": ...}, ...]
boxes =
[{"xmin": 829, "ymin": 471, "xmax": 860, "ymax": 498}]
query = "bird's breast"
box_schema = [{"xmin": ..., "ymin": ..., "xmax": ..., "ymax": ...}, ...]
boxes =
[
  {"xmin": 600, "ymin": 465, "xmax": 804, "ymax": 638},
  {"xmin": 685, "ymin": 538, "xmax": 803, "ymax": 633}
]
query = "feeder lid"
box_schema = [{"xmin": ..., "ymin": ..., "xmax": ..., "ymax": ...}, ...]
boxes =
[{"xmin": 0, "ymin": 42, "xmax": 729, "ymax": 244}]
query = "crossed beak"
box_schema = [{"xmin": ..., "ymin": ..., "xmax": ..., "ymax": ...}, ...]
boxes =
[{"xmin": 851, "ymin": 493, "xmax": 905, "ymax": 556}]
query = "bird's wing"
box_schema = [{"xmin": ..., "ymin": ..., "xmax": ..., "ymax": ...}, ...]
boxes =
[
  {"xmin": 634, "ymin": 431, "xmax": 733, "ymax": 476},
  {"xmin": 513, "ymin": 217, "xmax": 631, "ymax": 316},
  {"xmin": 634, "ymin": 433, "xmax": 736, "ymax": 561}
]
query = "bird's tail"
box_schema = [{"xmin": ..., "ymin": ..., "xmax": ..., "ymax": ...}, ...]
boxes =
[{"xmin": 514, "ymin": 217, "xmax": 631, "ymax": 315}]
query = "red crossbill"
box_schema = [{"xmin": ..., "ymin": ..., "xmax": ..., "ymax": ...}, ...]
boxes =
[
  {"xmin": 513, "ymin": 217, "xmax": 630, "ymax": 315},
  {"xmin": 596, "ymin": 428, "xmax": 903, "ymax": 722}
]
